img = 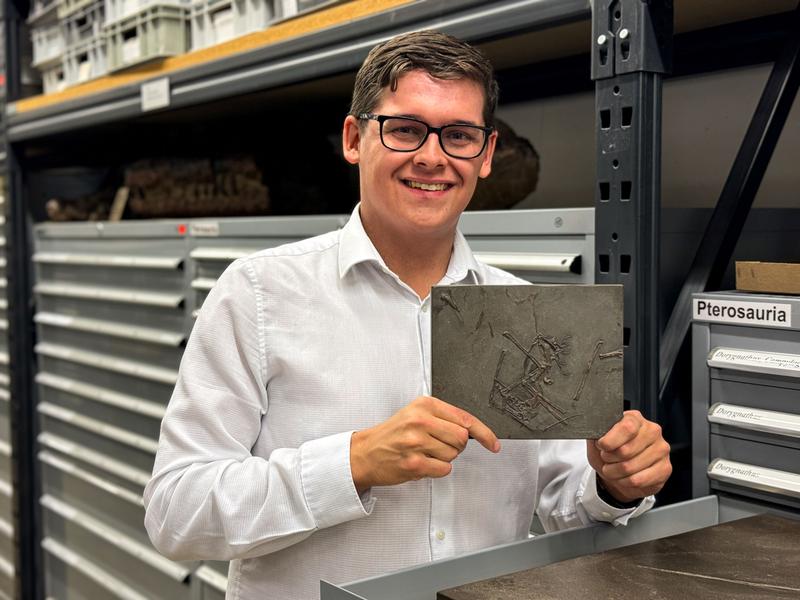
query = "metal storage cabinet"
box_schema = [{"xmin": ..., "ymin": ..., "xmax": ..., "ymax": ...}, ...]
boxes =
[
  {"xmin": 33, "ymin": 220, "xmax": 193, "ymax": 600},
  {"xmin": 0, "ymin": 191, "xmax": 14, "ymax": 600},
  {"xmin": 692, "ymin": 291, "xmax": 800, "ymax": 516}
]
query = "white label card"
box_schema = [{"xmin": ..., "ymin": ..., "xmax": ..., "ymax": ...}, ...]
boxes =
[
  {"xmin": 693, "ymin": 298, "xmax": 792, "ymax": 328},
  {"xmin": 707, "ymin": 347, "xmax": 800, "ymax": 378},
  {"xmin": 708, "ymin": 458, "xmax": 800, "ymax": 498},
  {"xmin": 141, "ymin": 77, "xmax": 170, "ymax": 112},
  {"xmin": 708, "ymin": 403, "xmax": 800, "ymax": 438},
  {"xmin": 190, "ymin": 222, "xmax": 220, "ymax": 237}
]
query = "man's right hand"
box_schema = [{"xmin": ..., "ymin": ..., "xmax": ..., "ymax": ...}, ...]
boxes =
[{"xmin": 350, "ymin": 396, "xmax": 500, "ymax": 494}]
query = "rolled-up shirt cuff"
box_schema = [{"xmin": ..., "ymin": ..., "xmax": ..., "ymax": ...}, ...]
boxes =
[
  {"xmin": 299, "ymin": 431, "xmax": 375, "ymax": 529},
  {"xmin": 581, "ymin": 466, "xmax": 654, "ymax": 526}
]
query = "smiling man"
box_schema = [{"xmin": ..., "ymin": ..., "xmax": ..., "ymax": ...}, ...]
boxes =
[{"xmin": 144, "ymin": 31, "xmax": 672, "ymax": 600}]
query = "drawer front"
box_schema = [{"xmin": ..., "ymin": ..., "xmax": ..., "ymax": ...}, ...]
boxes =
[{"xmin": 709, "ymin": 435, "xmax": 800, "ymax": 510}]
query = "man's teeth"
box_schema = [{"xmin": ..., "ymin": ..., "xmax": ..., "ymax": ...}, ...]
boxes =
[{"xmin": 406, "ymin": 180, "xmax": 448, "ymax": 191}]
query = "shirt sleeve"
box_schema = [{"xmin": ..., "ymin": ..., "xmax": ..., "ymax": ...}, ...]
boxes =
[
  {"xmin": 535, "ymin": 439, "xmax": 654, "ymax": 533},
  {"xmin": 143, "ymin": 259, "xmax": 373, "ymax": 562}
]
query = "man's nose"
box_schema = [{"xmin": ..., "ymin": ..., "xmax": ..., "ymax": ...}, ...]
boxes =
[{"xmin": 413, "ymin": 132, "xmax": 447, "ymax": 168}]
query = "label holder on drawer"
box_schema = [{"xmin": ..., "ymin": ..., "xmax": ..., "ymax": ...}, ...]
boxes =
[
  {"xmin": 707, "ymin": 347, "xmax": 800, "ymax": 379},
  {"xmin": 708, "ymin": 403, "xmax": 800, "ymax": 439},
  {"xmin": 708, "ymin": 458, "xmax": 800, "ymax": 499}
]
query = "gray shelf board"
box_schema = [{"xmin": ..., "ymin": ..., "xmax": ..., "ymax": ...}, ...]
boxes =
[
  {"xmin": 0, "ymin": 353, "xmax": 8, "ymax": 366},
  {"xmin": 0, "ymin": 300, "xmax": 7, "ymax": 310},
  {"xmin": 32, "ymin": 251, "xmax": 183, "ymax": 270},
  {"xmin": 35, "ymin": 342, "xmax": 179, "ymax": 385},
  {"xmin": 39, "ymin": 450, "xmax": 144, "ymax": 507},
  {"xmin": 0, "ymin": 389, "xmax": 8, "ymax": 402},
  {"xmin": 36, "ymin": 371, "xmax": 167, "ymax": 420},
  {"xmin": 41, "ymin": 494, "xmax": 191, "ymax": 582},
  {"xmin": 195, "ymin": 564, "xmax": 228, "ymax": 593},
  {"xmin": 6, "ymin": 0, "xmax": 588, "ymax": 141},
  {"xmin": 35, "ymin": 312, "xmax": 185, "ymax": 347},
  {"xmin": 0, "ymin": 478, "xmax": 11, "ymax": 498},
  {"xmin": 0, "ymin": 320, "xmax": 9, "ymax": 332},
  {"xmin": 38, "ymin": 432, "xmax": 152, "ymax": 487},
  {"xmin": 42, "ymin": 537, "xmax": 149, "ymax": 600},
  {"xmin": 37, "ymin": 401, "xmax": 160, "ymax": 454},
  {"xmin": 34, "ymin": 281, "xmax": 184, "ymax": 308},
  {"xmin": 0, "ymin": 441, "xmax": 9, "ymax": 458}
]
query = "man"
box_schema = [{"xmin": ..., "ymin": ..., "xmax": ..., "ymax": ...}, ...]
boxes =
[{"xmin": 144, "ymin": 31, "xmax": 671, "ymax": 600}]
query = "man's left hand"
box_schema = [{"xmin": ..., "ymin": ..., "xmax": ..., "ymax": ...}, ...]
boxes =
[{"xmin": 587, "ymin": 410, "xmax": 672, "ymax": 504}]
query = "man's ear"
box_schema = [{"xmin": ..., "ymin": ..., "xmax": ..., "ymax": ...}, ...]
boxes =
[
  {"xmin": 342, "ymin": 115, "xmax": 362, "ymax": 165},
  {"xmin": 479, "ymin": 129, "xmax": 498, "ymax": 179}
]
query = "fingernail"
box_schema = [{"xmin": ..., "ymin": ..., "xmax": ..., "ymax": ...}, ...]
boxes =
[{"xmin": 494, "ymin": 441, "xmax": 501, "ymax": 453}]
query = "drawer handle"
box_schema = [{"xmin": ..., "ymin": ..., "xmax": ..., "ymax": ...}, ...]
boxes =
[
  {"xmin": 708, "ymin": 403, "xmax": 800, "ymax": 439},
  {"xmin": 707, "ymin": 347, "xmax": 800, "ymax": 379},
  {"xmin": 708, "ymin": 458, "xmax": 800, "ymax": 499},
  {"xmin": 473, "ymin": 252, "xmax": 581, "ymax": 273}
]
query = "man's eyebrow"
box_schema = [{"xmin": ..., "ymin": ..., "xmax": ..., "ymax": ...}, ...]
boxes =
[{"xmin": 392, "ymin": 113, "xmax": 484, "ymax": 126}]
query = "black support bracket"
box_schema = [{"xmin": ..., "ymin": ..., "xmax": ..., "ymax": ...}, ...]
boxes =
[{"xmin": 592, "ymin": 0, "xmax": 672, "ymax": 420}]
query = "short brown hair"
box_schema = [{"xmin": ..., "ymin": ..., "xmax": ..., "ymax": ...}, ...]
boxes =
[{"xmin": 350, "ymin": 31, "xmax": 499, "ymax": 126}]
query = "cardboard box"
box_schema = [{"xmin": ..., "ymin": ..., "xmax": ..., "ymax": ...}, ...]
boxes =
[{"xmin": 736, "ymin": 261, "xmax": 800, "ymax": 295}]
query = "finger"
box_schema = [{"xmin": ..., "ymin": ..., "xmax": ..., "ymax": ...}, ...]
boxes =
[
  {"xmin": 596, "ymin": 410, "xmax": 644, "ymax": 452},
  {"xmin": 599, "ymin": 438, "xmax": 671, "ymax": 482},
  {"xmin": 403, "ymin": 453, "xmax": 453, "ymax": 480},
  {"xmin": 599, "ymin": 423, "xmax": 662, "ymax": 464},
  {"xmin": 604, "ymin": 455, "xmax": 672, "ymax": 494},
  {"xmin": 422, "ymin": 438, "xmax": 462, "ymax": 464},
  {"xmin": 430, "ymin": 398, "xmax": 500, "ymax": 453},
  {"xmin": 426, "ymin": 418, "xmax": 470, "ymax": 453}
]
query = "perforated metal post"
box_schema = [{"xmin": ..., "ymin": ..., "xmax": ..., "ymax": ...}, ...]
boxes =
[{"xmin": 591, "ymin": 0, "xmax": 672, "ymax": 419}]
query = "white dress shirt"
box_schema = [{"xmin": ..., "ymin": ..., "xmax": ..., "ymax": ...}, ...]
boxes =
[{"xmin": 144, "ymin": 206, "xmax": 653, "ymax": 600}]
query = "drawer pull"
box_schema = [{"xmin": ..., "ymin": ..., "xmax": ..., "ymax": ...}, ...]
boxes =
[
  {"xmin": 707, "ymin": 347, "xmax": 800, "ymax": 379},
  {"xmin": 708, "ymin": 458, "xmax": 800, "ymax": 498},
  {"xmin": 33, "ymin": 252, "xmax": 183, "ymax": 269},
  {"xmin": 708, "ymin": 403, "xmax": 800, "ymax": 438},
  {"xmin": 473, "ymin": 252, "xmax": 580, "ymax": 273}
]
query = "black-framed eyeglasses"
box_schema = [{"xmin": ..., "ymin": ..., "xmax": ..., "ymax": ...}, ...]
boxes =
[{"xmin": 358, "ymin": 113, "xmax": 493, "ymax": 160}]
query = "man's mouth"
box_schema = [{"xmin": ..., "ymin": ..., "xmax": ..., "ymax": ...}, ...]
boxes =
[{"xmin": 403, "ymin": 179, "xmax": 453, "ymax": 192}]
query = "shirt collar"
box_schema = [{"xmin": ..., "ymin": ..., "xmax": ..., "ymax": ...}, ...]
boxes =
[{"xmin": 338, "ymin": 203, "xmax": 480, "ymax": 285}]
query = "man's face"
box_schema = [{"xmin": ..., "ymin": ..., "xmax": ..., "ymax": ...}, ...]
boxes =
[{"xmin": 343, "ymin": 70, "xmax": 497, "ymax": 244}]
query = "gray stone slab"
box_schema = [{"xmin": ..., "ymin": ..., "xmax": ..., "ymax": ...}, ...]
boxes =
[
  {"xmin": 431, "ymin": 285, "xmax": 623, "ymax": 439},
  {"xmin": 437, "ymin": 514, "xmax": 800, "ymax": 600}
]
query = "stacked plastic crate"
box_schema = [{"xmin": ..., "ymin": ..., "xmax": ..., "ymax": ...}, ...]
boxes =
[
  {"xmin": 190, "ymin": 0, "xmax": 276, "ymax": 50},
  {"xmin": 28, "ymin": 0, "xmax": 67, "ymax": 94},
  {"xmin": 60, "ymin": 0, "xmax": 108, "ymax": 87},
  {"xmin": 105, "ymin": 0, "xmax": 191, "ymax": 72}
]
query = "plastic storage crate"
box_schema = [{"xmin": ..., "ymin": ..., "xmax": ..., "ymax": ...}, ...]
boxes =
[
  {"xmin": 63, "ymin": 0, "xmax": 105, "ymax": 46},
  {"xmin": 28, "ymin": 0, "xmax": 59, "ymax": 24},
  {"xmin": 57, "ymin": 0, "xmax": 97, "ymax": 19},
  {"xmin": 105, "ymin": 0, "xmax": 191, "ymax": 25},
  {"xmin": 106, "ymin": 5, "xmax": 189, "ymax": 71},
  {"xmin": 41, "ymin": 63, "xmax": 68, "ymax": 94},
  {"xmin": 189, "ymin": 0, "xmax": 275, "ymax": 50},
  {"xmin": 31, "ymin": 22, "xmax": 66, "ymax": 68},
  {"xmin": 63, "ymin": 37, "xmax": 107, "ymax": 86}
]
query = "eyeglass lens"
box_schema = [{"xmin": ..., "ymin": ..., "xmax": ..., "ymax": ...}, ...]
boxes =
[{"xmin": 380, "ymin": 118, "xmax": 486, "ymax": 158}]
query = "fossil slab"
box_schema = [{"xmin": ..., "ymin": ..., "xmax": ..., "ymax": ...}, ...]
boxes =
[
  {"xmin": 437, "ymin": 515, "xmax": 800, "ymax": 600},
  {"xmin": 431, "ymin": 284, "xmax": 623, "ymax": 439}
]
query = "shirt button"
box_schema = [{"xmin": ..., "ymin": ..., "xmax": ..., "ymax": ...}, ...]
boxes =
[
  {"xmin": 436, "ymin": 530, "xmax": 446, "ymax": 541},
  {"xmin": 421, "ymin": 303, "xmax": 429, "ymax": 313}
]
